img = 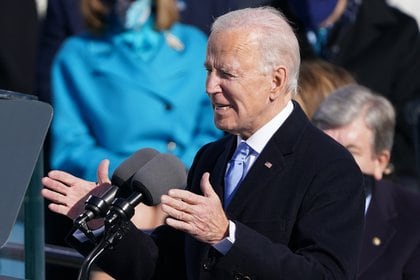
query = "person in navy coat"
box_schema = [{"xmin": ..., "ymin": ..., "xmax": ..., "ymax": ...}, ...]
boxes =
[
  {"xmin": 42, "ymin": 7, "xmax": 365, "ymax": 279},
  {"xmin": 313, "ymin": 84, "xmax": 420, "ymax": 279},
  {"xmin": 284, "ymin": 0, "xmax": 420, "ymax": 184}
]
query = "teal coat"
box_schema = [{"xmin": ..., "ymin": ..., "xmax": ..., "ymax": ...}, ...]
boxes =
[{"xmin": 50, "ymin": 22, "xmax": 222, "ymax": 180}]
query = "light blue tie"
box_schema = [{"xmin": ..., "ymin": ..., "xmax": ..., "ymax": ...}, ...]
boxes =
[{"xmin": 224, "ymin": 142, "xmax": 252, "ymax": 207}]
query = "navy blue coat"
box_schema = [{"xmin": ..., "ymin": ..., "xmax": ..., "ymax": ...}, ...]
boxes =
[
  {"xmin": 358, "ymin": 179, "xmax": 420, "ymax": 279},
  {"xmin": 80, "ymin": 103, "xmax": 365, "ymax": 279}
]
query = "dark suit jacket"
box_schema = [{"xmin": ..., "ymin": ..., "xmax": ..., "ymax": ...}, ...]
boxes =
[
  {"xmin": 358, "ymin": 179, "xmax": 420, "ymax": 280},
  {"xmin": 74, "ymin": 103, "xmax": 365, "ymax": 279},
  {"xmin": 0, "ymin": 0, "xmax": 38, "ymax": 94}
]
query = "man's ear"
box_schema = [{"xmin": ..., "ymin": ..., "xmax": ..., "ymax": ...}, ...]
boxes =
[
  {"xmin": 373, "ymin": 150, "xmax": 391, "ymax": 180},
  {"xmin": 269, "ymin": 66, "xmax": 287, "ymax": 101}
]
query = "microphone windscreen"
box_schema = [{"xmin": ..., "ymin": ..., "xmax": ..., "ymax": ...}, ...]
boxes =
[
  {"xmin": 131, "ymin": 153, "xmax": 187, "ymax": 206},
  {"xmin": 111, "ymin": 148, "xmax": 160, "ymax": 187}
]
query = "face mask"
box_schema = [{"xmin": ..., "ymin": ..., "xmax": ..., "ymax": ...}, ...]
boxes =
[
  {"xmin": 289, "ymin": 0, "xmax": 338, "ymax": 29},
  {"xmin": 107, "ymin": 0, "xmax": 152, "ymax": 30}
]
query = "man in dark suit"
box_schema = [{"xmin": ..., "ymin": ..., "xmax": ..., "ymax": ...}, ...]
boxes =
[
  {"xmin": 313, "ymin": 84, "xmax": 420, "ymax": 279},
  {"xmin": 42, "ymin": 7, "xmax": 365, "ymax": 279}
]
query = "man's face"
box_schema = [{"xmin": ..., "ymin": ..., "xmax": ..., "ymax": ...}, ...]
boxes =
[
  {"xmin": 205, "ymin": 30, "xmax": 285, "ymax": 139},
  {"xmin": 323, "ymin": 115, "xmax": 387, "ymax": 180}
]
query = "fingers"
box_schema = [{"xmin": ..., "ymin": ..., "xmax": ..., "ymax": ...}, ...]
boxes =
[
  {"xmin": 160, "ymin": 173, "xmax": 228, "ymax": 244},
  {"xmin": 46, "ymin": 170, "xmax": 84, "ymax": 186},
  {"xmin": 164, "ymin": 188, "xmax": 204, "ymax": 205},
  {"xmin": 41, "ymin": 169, "xmax": 99, "ymax": 220},
  {"xmin": 97, "ymin": 159, "xmax": 111, "ymax": 184},
  {"xmin": 161, "ymin": 194, "xmax": 194, "ymax": 219},
  {"xmin": 165, "ymin": 216, "xmax": 194, "ymax": 233},
  {"xmin": 41, "ymin": 187, "xmax": 65, "ymax": 205},
  {"xmin": 41, "ymin": 176, "xmax": 71, "ymax": 196},
  {"xmin": 47, "ymin": 202, "xmax": 70, "ymax": 216},
  {"xmin": 161, "ymin": 198, "xmax": 196, "ymax": 235}
]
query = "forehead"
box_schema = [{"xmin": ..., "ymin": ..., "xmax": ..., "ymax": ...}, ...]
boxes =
[
  {"xmin": 326, "ymin": 116, "xmax": 373, "ymax": 144},
  {"xmin": 206, "ymin": 30, "xmax": 260, "ymax": 65}
]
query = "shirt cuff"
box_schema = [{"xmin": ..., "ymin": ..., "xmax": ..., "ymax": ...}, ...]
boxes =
[
  {"xmin": 73, "ymin": 226, "xmax": 105, "ymax": 243},
  {"xmin": 212, "ymin": 220, "xmax": 236, "ymax": 255}
]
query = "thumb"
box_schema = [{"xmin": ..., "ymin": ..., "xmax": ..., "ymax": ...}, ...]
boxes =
[
  {"xmin": 97, "ymin": 159, "xmax": 111, "ymax": 184},
  {"xmin": 200, "ymin": 172, "xmax": 216, "ymax": 198}
]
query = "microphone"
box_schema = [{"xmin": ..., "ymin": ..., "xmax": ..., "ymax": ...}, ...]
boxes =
[
  {"xmin": 76, "ymin": 153, "xmax": 187, "ymax": 279},
  {"xmin": 74, "ymin": 148, "xmax": 159, "ymax": 226},
  {"xmin": 105, "ymin": 153, "xmax": 187, "ymax": 224}
]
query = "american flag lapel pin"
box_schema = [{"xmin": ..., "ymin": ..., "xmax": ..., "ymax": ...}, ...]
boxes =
[{"xmin": 264, "ymin": 162, "xmax": 273, "ymax": 168}]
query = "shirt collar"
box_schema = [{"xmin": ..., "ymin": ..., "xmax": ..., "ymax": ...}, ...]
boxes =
[{"xmin": 237, "ymin": 100, "xmax": 294, "ymax": 154}]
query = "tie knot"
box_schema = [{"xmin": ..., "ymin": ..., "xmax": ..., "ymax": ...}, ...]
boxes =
[{"xmin": 232, "ymin": 142, "xmax": 251, "ymax": 162}]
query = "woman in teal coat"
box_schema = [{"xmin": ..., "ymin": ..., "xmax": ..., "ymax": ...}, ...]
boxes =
[{"xmin": 50, "ymin": 0, "xmax": 222, "ymax": 181}]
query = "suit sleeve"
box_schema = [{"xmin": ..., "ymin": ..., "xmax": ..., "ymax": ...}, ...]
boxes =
[{"xmin": 68, "ymin": 222, "xmax": 187, "ymax": 280}]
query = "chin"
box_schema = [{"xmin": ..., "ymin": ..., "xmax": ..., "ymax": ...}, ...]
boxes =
[{"xmin": 215, "ymin": 122, "xmax": 232, "ymax": 134}]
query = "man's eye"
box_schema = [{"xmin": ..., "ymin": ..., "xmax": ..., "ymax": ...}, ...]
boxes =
[{"xmin": 220, "ymin": 71, "xmax": 235, "ymax": 78}]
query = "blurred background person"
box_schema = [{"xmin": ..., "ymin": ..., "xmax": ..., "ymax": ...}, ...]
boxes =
[
  {"xmin": 283, "ymin": 0, "xmax": 420, "ymax": 187},
  {"xmin": 0, "ymin": 0, "xmax": 39, "ymax": 278},
  {"xmin": 313, "ymin": 85, "xmax": 420, "ymax": 279},
  {"xmin": 0, "ymin": 0, "xmax": 39, "ymax": 95},
  {"xmin": 45, "ymin": 0, "xmax": 222, "ymax": 278},
  {"xmin": 177, "ymin": 0, "xmax": 284, "ymax": 35},
  {"xmin": 36, "ymin": 0, "xmax": 86, "ymax": 105},
  {"xmin": 294, "ymin": 58, "xmax": 355, "ymax": 118},
  {"xmin": 49, "ymin": 0, "xmax": 222, "ymax": 180}
]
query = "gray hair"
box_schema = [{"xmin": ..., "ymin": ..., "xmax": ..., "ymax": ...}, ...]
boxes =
[
  {"xmin": 210, "ymin": 7, "xmax": 301, "ymax": 95},
  {"xmin": 312, "ymin": 84, "xmax": 396, "ymax": 154}
]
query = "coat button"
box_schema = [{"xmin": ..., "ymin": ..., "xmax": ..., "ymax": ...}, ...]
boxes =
[
  {"xmin": 372, "ymin": 236, "xmax": 381, "ymax": 246},
  {"xmin": 202, "ymin": 257, "xmax": 215, "ymax": 271},
  {"xmin": 167, "ymin": 141, "xmax": 176, "ymax": 151}
]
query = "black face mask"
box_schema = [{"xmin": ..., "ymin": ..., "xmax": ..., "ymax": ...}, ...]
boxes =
[{"xmin": 362, "ymin": 173, "xmax": 375, "ymax": 198}]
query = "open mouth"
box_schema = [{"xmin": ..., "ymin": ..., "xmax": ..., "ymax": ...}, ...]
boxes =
[{"xmin": 214, "ymin": 104, "xmax": 232, "ymax": 111}]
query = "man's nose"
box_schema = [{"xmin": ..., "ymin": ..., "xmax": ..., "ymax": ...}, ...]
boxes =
[{"xmin": 206, "ymin": 73, "xmax": 221, "ymax": 95}]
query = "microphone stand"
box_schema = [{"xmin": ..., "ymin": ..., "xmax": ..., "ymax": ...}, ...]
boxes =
[
  {"xmin": 76, "ymin": 192, "xmax": 144, "ymax": 280},
  {"xmin": 71, "ymin": 186, "xmax": 120, "ymax": 244}
]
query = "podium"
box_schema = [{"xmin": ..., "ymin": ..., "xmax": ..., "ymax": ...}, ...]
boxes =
[{"xmin": 0, "ymin": 90, "xmax": 53, "ymax": 279}]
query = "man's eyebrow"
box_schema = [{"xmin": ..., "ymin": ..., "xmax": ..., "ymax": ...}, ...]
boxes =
[{"xmin": 345, "ymin": 144, "xmax": 362, "ymax": 151}]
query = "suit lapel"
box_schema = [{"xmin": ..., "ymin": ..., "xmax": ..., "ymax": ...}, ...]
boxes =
[
  {"xmin": 226, "ymin": 143, "xmax": 285, "ymax": 217},
  {"xmin": 226, "ymin": 102, "xmax": 308, "ymax": 217},
  {"xmin": 357, "ymin": 181, "xmax": 397, "ymax": 276},
  {"xmin": 211, "ymin": 137, "xmax": 236, "ymax": 202}
]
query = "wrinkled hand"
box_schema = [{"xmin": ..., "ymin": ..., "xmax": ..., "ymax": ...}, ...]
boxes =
[
  {"xmin": 161, "ymin": 172, "xmax": 229, "ymax": 244},
  {"xmin": 41, "ymin": 159, "xmax": 111, "ymax": 220}
]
